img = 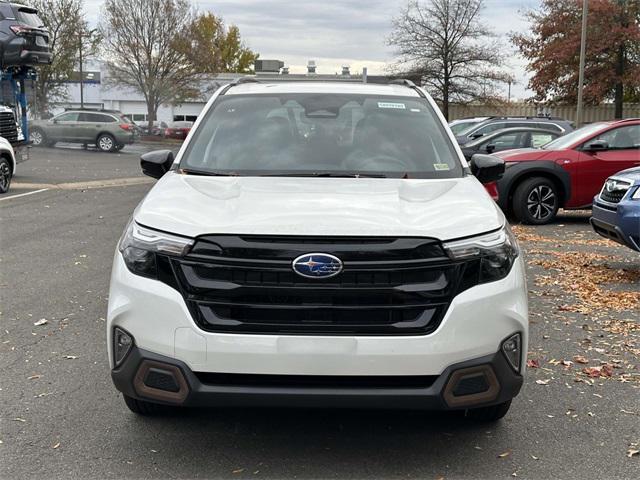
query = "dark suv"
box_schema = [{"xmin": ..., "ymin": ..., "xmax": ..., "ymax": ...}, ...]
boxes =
[
  {"xmin": 0, "ymin": 2, "xmax": 51, "ymax": 68},
  {"xmin": 455, "ymin": 116, "xmax": 574, "ymax": 144},
  {"xmin": 30, "ymin": 109, "xmax": 138, "ymax": 152}
]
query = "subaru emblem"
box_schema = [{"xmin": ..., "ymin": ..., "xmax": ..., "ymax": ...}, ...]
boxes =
[{"xmin": 292, "ymin": 253, "xmax": 343, "ymax": 279}]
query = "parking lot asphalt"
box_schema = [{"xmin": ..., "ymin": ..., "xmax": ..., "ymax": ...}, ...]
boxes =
[{"xmin": 1, "ymin": 147, "xmax": 639, "ymax": 479}]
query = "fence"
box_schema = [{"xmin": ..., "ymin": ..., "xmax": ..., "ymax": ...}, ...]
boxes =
[{"xmin": 447, "ymin": 103, "xmax": 640, "ymax": 123}]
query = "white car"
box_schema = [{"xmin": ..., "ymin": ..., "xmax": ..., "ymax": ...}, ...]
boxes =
[
  {"xmin": 108, "ymin": 80, "xmax": 528, "ymax": 421},
  {"xmin": 0, "ymin": 136, "xmax": 16, "ymax": 194}
]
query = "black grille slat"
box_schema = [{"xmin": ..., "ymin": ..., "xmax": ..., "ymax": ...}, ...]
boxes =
[
  {"xmin": 599, "ymin": 181, "xmax": 631, "ymax": 205},
  {"xmin": 0, "ymin": 112, "xmax": 18, "ymax": 142},
  {"xmin": 194, "ymin": 372, "xmax": 439, "ymax": 389},
  {"xmin": 164, "ymin": 235, "xmax": 464, "ymax": 335}
]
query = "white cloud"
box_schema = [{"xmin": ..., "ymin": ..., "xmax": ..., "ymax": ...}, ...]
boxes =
[{"xmin": 84, "ymin": 0, "xmax": 537, "ymax": 97}]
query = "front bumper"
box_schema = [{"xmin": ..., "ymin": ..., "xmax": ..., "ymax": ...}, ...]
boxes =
[
  {"xmin": 112, "ymin": 343, "xmax": 523, "ymax": 410},
  {"xmin": 591, "ymin": 199, "xmax": 640, "ymax": 252},
  {"xmin": 108, "ymin": 252, "xmax": 528, "ymax": 376}
]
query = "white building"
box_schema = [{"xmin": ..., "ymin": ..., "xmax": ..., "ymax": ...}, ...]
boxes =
[{"xmin": 52, "ymin": 62, "xmax": 212, "ymax": 124}]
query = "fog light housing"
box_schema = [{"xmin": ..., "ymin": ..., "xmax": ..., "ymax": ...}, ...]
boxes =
[
  {"xmin": 114, "ymin": 327, "xmax": 133, "ymax": 367},
  {"xmin": 501, "ymin": 333, "xmax": 522, "ymax": 373}
]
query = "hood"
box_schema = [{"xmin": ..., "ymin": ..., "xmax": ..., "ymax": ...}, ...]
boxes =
[
  {"xmin": 134, "ymin": 173, "xmax": 505, "ymax": 242},
  {"xmin": 612, "ymin": 166, "xmax": 640, "ymax": 184}
]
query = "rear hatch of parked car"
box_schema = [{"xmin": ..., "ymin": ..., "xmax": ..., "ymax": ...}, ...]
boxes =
[{"xmin": 10, "ymin": 5, "xmax": 50, "ymax": 58}]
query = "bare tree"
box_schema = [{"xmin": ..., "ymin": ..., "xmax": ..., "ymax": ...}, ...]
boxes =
[
  {"xmin": 99, "ymin": 0, "xmax": 197, "ymax": 128},
  {"xmin": 389, "ymin": 0, "xmax": 507, "ymax": 119}
]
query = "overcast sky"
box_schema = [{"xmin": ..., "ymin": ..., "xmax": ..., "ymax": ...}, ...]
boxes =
[{"xmin": 84, "ymin": 0, "xmax": 538, "ymax": 99}]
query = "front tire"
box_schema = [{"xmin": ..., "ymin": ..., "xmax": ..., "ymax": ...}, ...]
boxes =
[
  {"xmin": 512, "ymin": 177, "xmax": 559, "ymax": 225},
  {"xmin": 466, "ymin": 400, "xmax": 511, "ymax": 422},
  {"xmin": 122, "ymin": 394, "xmax": 170, "ymax": 416},
  {"xmin": 97, "ymin": 133, "xmax": 116, "ymax": 152},
  {"xmin": 0, "ymin": 157, "xmax": 12, "ymax": 194}
]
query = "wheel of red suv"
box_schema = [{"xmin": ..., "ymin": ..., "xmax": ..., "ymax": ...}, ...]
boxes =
[
  {"xmin": 123, "ymin": 394, "xmax": 169, "ymax": 416},
  {"xmin": 466, "ymin": 400, "xmax": 511, "ymax": 422},
  {"xmin": 512, "ymin": 177, "xmax": 559, "ymax": 225},
  {"xmin": 30, "ymin": 128, "xmax": 45, "ymax": 147},
  {"xmin": 0, "ymin": 157, "xmax": 12, "ymax": 194},
  {"xmin": 97, "ymin": 133, "xmax": 116, "ymax": 152}
]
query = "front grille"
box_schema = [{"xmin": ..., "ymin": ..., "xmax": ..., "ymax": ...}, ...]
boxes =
[
  {"xmin": 0, "ymin": 112, "xmax": 18, "ymax": 143},
  {"xmin": 599, "ymin": 180, "xmax": 631, "ymax": 205},
  {"xmin": 160, "ymin": 235, "xmax": 478, "ymax": 336}
]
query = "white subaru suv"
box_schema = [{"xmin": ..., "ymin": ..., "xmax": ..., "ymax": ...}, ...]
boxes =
[{"xmin": 108, "ymin": 80, "xmax": 528, "ymax": 421}]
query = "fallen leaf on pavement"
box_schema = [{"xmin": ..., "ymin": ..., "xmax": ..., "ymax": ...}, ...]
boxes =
[
  {"xmin": 64, "ymin": 355, "xmax": 78, "ymax": 360},
  {"xmin": 527, "ymin": 359, "xmax": 540, "ymax": 368},
  {"xmin": 33, "ymin": 319, "xmax": 48, "ymax": 326},
  {"xmin": 52, "ymin": 443, "xmax": 60, "ymax": 449},
  {"xmin": 627, "ymin": 448, "xmax": 639, "ymax": 458},
  {"xmin": 498, "ymin": 450, "xmax": 511, "ymax": 458},
  {"xmin": 536, "ymin": 379, "xmax": 550, "ymax": 385}
]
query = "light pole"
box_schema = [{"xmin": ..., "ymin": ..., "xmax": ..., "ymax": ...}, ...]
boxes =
[
  {"xmin": 78, "ymin": 29, "xmax": 97, "ymax": 109},
  {"xmin": 576, "ymin": 0, "xmax": 588, "ymax": 127},
  {"xmin": 79, "ymin": 30, "xmax": 84, "ymax": 108}
]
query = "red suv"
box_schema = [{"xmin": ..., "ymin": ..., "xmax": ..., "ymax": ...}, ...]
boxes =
[{"xmin": 488, "ymin": 119, "xmax": 640, "ymax": 224}]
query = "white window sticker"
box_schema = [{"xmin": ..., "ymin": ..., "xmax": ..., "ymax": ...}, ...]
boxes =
[
  {"xmin": 433, "ymin": 163, "xmax": 450, "ymax": 171},
  {"xmin": 378, "ymin": 102, "xmax": 406, "ymax": 110}
]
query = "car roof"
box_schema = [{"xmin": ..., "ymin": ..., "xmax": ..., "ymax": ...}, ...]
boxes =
[
  {"xmin": 462, "ymin": 127, "xmax": 559, "ymax": 146},
  {"xmin": 225, "ymin": 81, "xmax": 422, "ymax": 97}
]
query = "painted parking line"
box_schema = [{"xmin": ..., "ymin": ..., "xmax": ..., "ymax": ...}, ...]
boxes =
[
  {"xmin": 1, "ymin": 177, "xmax": 153, "ymax": 202},
  {"xmin": 0, "ymin": 188, "xmax": 50, "ymax": 202}
]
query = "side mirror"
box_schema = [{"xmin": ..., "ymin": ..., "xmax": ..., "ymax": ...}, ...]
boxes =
[
  {"xmin": 585, "ymin": 140, "xmax": 608, "ymax": 152},
  {"xmin": 141, "ymin": 150, "xmax": 174, "ymax": 179},
  {"xmin": 485, "ymin": 144, "xmax": 496, "ymax": 154},
  {"xmin": 470, "ymin": 133, "xmax": 484, "ymax": 139},
  {"xmin": 52, "ymin": 119, "xmax": 58, "ymax": 124},
  {"xmin": 470, "ymin": 153, "xmax": 505, "ymax": 184}
]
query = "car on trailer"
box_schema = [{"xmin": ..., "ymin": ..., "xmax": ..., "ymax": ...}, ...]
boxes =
[{"xmin": 0, "ymin": 2, "xmax": 51, "ymax": 68}]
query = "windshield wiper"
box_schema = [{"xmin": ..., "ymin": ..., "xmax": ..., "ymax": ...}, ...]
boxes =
[{"xmin": 180, "ymin": 168, "xmax": 239, "ymax": 176}]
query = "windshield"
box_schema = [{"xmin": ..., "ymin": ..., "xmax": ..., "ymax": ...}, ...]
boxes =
[
  {"xmin": 14, "ymin": 8, "xmax": 44, "ymax": 28},
  {"xmin": 542, "ymin": 123, "xmax": 606, "ymax": 150},
  {"xmin": 450, "ymin": 120, "xmax": 481, "ymax": 135},
  {"xmin": 180, "ymin": 93, "xmax": 463, "ymax": 178}
]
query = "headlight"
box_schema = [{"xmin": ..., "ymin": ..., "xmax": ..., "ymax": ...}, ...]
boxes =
[
  {"xmin": 118, "ymin": 220, "xmax": 193, "ymax": 278},
  {"xmin": 632, "ymin": 187, "xmax": 640, "ymax": 200},
  {"xmin": 443, "ymin": 225, "xmax": 519, "ymax": 284}
]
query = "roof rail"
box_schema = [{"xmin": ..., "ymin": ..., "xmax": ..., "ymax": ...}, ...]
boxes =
[
  {"xmin": 615, "ymin": 117, "xmax": 640, "ymax": 123},
  {"xmin": 388, "ymin": 78, "xmax": 425, "ymax": 97},
  {"xmin": 388, "ymin": 79, "xmax": 416, "ymax": 87},
  {"xmin": 219, "ymin": 76, "xmax": 260, "ymax": 95}
]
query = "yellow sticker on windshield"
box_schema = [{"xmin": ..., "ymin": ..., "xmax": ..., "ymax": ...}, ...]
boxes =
[
  {"xmin": 433, "ymin": 163, "xmax": 450, "ymax": 171},
  {"xmin": 378, "ymin": 102, "xmax": 406, "ymax": 109}
]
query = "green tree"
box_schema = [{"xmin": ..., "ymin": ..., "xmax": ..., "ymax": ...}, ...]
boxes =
[
  {"xmin": 512, "ymin": 0, "xmax": 640, "ymax": 118},
  {"xmin": 176, "ymin": 12, "xmax": 258, "ymax": 74},
  {"xmin": 17, "ymin": 0, "xmax": 99, "ymax": 116}
]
